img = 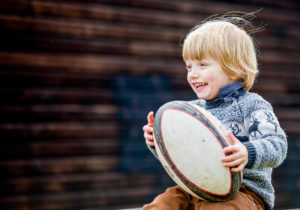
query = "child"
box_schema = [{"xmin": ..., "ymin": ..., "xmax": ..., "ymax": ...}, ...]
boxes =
[{"xmin": 142, "ymin": 14, "xmax": 287, "ymax": 210}]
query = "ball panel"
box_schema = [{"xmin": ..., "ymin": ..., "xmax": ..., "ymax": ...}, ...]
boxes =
[
  {"xmin": 160, "ymin": 109, "xmax": 231, "ymax": 195},
  {"xmin": 153, "ymin": 134, "xmax": 205, "ymax": 200}
]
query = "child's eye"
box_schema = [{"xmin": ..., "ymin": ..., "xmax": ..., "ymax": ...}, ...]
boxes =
[
  {"xmin": 186, "ymin": 65, "xmax": 192, "ymax": 71},
  {"xmin": 199, "ymin": 63, "xmax": 207, "ymax": 67}
]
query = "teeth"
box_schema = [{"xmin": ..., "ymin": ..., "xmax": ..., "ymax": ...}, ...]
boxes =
[{"xmin": 194, "ymin": 82, "xmax": 206, "ymax": 88}]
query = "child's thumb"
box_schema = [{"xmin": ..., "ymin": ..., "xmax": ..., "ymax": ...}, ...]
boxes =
[
  {"xmin": 228, "ymin": 131, "xmax": 237, "ymax": 144},
  {"xmin": 147, "ymin": 111, "xmax": 154, "ymax": 126}
]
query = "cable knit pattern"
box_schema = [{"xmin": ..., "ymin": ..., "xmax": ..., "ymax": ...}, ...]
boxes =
[{"xmin": 149, "ymin": 81, "xmax": 287, "ymax": 209}]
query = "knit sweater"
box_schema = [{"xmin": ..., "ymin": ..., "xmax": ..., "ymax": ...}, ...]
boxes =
[{"xmin": 150, "ymin": 81, "xmax": 288, "ymax": 210}]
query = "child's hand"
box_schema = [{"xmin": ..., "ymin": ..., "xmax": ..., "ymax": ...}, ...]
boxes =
[
  {"xmin": 221, "ymin": 131, "xmax": 248, "ymax": 172},
  {"xmin": 142, "ymin": 111, "xmax": 155, "ymax": 147}
]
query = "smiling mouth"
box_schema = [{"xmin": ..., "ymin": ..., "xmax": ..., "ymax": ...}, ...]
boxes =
[{"xmin": 193, "ymin": 82, "xmax": 208, "ymax": 89}]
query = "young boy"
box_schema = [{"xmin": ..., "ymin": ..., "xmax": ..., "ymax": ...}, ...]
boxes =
[{"xmin": 142, "ymin": 15, "xmax": 287, "ymax": 210}]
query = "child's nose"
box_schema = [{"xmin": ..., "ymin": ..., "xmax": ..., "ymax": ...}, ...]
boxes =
[{"xmin": 190, "ymin": 69, "xmax": 200, "ymax": 78}]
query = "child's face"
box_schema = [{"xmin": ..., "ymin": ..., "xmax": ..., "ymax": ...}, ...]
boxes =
[{"xmin": 186, "ymin": 56, "xmax": 234, "ymax": 100}]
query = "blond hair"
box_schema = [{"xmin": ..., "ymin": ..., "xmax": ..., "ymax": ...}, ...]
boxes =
[{"xmin": 182, "ymin": 16, "xmax": 259, "ymax": 91}]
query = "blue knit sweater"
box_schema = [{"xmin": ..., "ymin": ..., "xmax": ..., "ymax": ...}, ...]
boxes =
[{"xmin": 150, "ymin": 81, "xmax": 288, "ymax": 209}]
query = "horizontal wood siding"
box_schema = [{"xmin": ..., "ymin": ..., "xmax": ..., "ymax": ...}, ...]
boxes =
[{"xmin": 0, "ymin": 0, "xmax": 299, "ymax": 209}]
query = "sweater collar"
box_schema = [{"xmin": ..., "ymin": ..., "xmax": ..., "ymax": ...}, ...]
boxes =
[
  {"xmin": 202, "ymin": 81, "xmax": 243, "ymax": 108},
  {"xmin": 217, "ymin": 80, "xmax": 244, "ymax": 99}
]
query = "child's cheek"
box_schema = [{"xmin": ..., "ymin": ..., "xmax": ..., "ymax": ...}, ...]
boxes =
[
  {"xmin": 205, "ymin": 72, "xmax": 223, "ymax": 87},
  {"xmin": 203, "ymin": 73, "xmax": 216, "ymax": 84},
  {"xmin": 187, "ymin": 75, "xmax": 194, "ymax": 89}
]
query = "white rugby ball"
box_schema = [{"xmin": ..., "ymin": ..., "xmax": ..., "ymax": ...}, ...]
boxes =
[{"xmin": 153, "ymin": 100, "xmax": 242, "ymax": 201}]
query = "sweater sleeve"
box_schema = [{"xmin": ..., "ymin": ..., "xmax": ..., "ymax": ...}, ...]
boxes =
[{"xmin": 242, "ymin": 95, "xmax": 287, "ymax": 169}]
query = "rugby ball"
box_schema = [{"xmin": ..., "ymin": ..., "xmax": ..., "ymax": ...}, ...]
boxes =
[{"xmin": 153, "ymin": 100, "xmax": 242, "ymax": 201}]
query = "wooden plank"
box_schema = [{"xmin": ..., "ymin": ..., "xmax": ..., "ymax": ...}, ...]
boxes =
[
  {"xmin": 261, "ymin": 64, "xmax": 300, "ymax": 75},
  {"xmin": 0, "ymin": 172, "xmax": 156, "ymax": 195},
  {"xmin": 246, "ymin": 0, "xmax": 300, "ymax": 10},
  {"xmin": 0, "ymin": 35, "xmax": 182, "ymax": 57},
  {"xmin": 0, "ymin": 156, "xmax": 119, "ymax": 177},
  {"xmin": 0, "ymin": 0, "xmax": 199, "ymax": 27},
  {"xmin": 0, "ymin": 104, "xmax": 118, "ymax": 122},
  {"xmin": 259, "ymin": 50, "xmax": 300, "ymax": 65},
  {"xmin": 255, "ymin": 93, "xmax": 300, "ymax": 106},
  {"xmin": 254, "ymin": 84, "xmax": 299, "ymax": 95},
  {"xmin": 0, "ymin": 122, "xmax": 119, "ymax": 140},
  {"xmin": 1, "ymin": 136, "xmax": 119, "ymax": 144},
  {"xmin": 274, "ymin": 108, "xmax": 300, "ymax": 121},
  {"xmin": 257, "ymin": 36, "xmax": 300, "ymax": 52},
  {"xmin": 0, "ymin": 14, "xmax": 186, "ymax": 42},
  {"xmin": 0, "ymin": 186, "xmax": 161, "ymax": 210},
  {"xmin": 0, "ymin": 88, "xmax": 114, "ymax": 105},
  {"xmin": 0, "ymin": 52, "xmax": 185, "ymax": 75},
  {"xmin": 259, "ymin": 71, "xmax": 300, "ymax": 81},
  {"xmin": 0, "ymin": 138, "xmax": 120, "ymax": 158},
  {"xmin": 81, "ymin": 0, "xmax": 300, "ymax": 25},
  {"xmin": 278, "ymin": 121, "xmax": 300, "ymax": 135},
  {"xmin": 254, "ymin": 79, "xmax": 300, "ymax": 94},
  {"xmin": 0, "ymin": 69, "xmax": 113, "ymax": 88}
]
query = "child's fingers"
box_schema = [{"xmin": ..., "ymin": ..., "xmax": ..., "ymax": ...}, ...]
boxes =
[
  {"xmin": 143, "ymin": 111, "xmax": 155, "ymax": 147},
  {"xmin": 223, "ymin": 158, "xmax": 242, "ymax": 168},
  {"xmin": 222, "ymin": 152, "xmax": 242, "ymax": 163},
  {"xmin": 144, "ymin": 132, "xmax": 153, "ymax": 141},
  {"xmin": 147, "ymin": 111, "xmax": 154, "ymax": 126},
  {"xmin": 146, "ymin": 139, "xmax": 154, "ymax": 147},
  {"xmin": 143, "ymin": 124, "xmax": 153, "ymax": 133},
  {"xmin": 222, "ymin": 132, "xmax": 248, "ymax": 172},
  {"xmin": 227, "ymin": 131, "xmax": 239, "ymax": 144},
  {"xmin": 231, "ymin": 165, "xmax": 244, "ymax": 172},
  {"xmin": 223, "ymin": 145, "xmax": 239, "ymax": 154}
]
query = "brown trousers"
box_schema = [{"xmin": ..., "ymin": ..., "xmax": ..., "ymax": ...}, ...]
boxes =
[{"xmin": 142, "ymin": 185, "xmax": 265, "ymax": 210}]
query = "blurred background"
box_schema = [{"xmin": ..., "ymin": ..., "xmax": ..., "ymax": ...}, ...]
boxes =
[{"xmin": 0, "ymin": 0, "xmax": 299, "ymax": 209}]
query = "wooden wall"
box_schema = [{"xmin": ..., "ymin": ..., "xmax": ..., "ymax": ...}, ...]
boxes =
[{"xmin": 0, "ymin": 0, "xmax": 299, "ymax": 209}]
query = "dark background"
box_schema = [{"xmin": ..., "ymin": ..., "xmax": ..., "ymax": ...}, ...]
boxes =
[{"xmin": 0, "ymin": 0, "xmax": 299, "ymax": 209}]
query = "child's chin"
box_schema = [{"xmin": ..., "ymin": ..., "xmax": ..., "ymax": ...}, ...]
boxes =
[
  {"xmin": 197, "ymin": 95, "xmax": 207, "ymax": 100},
  {"xmin": 195, "ymin": 92, "xmax": 205, "ymax": 99}
]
